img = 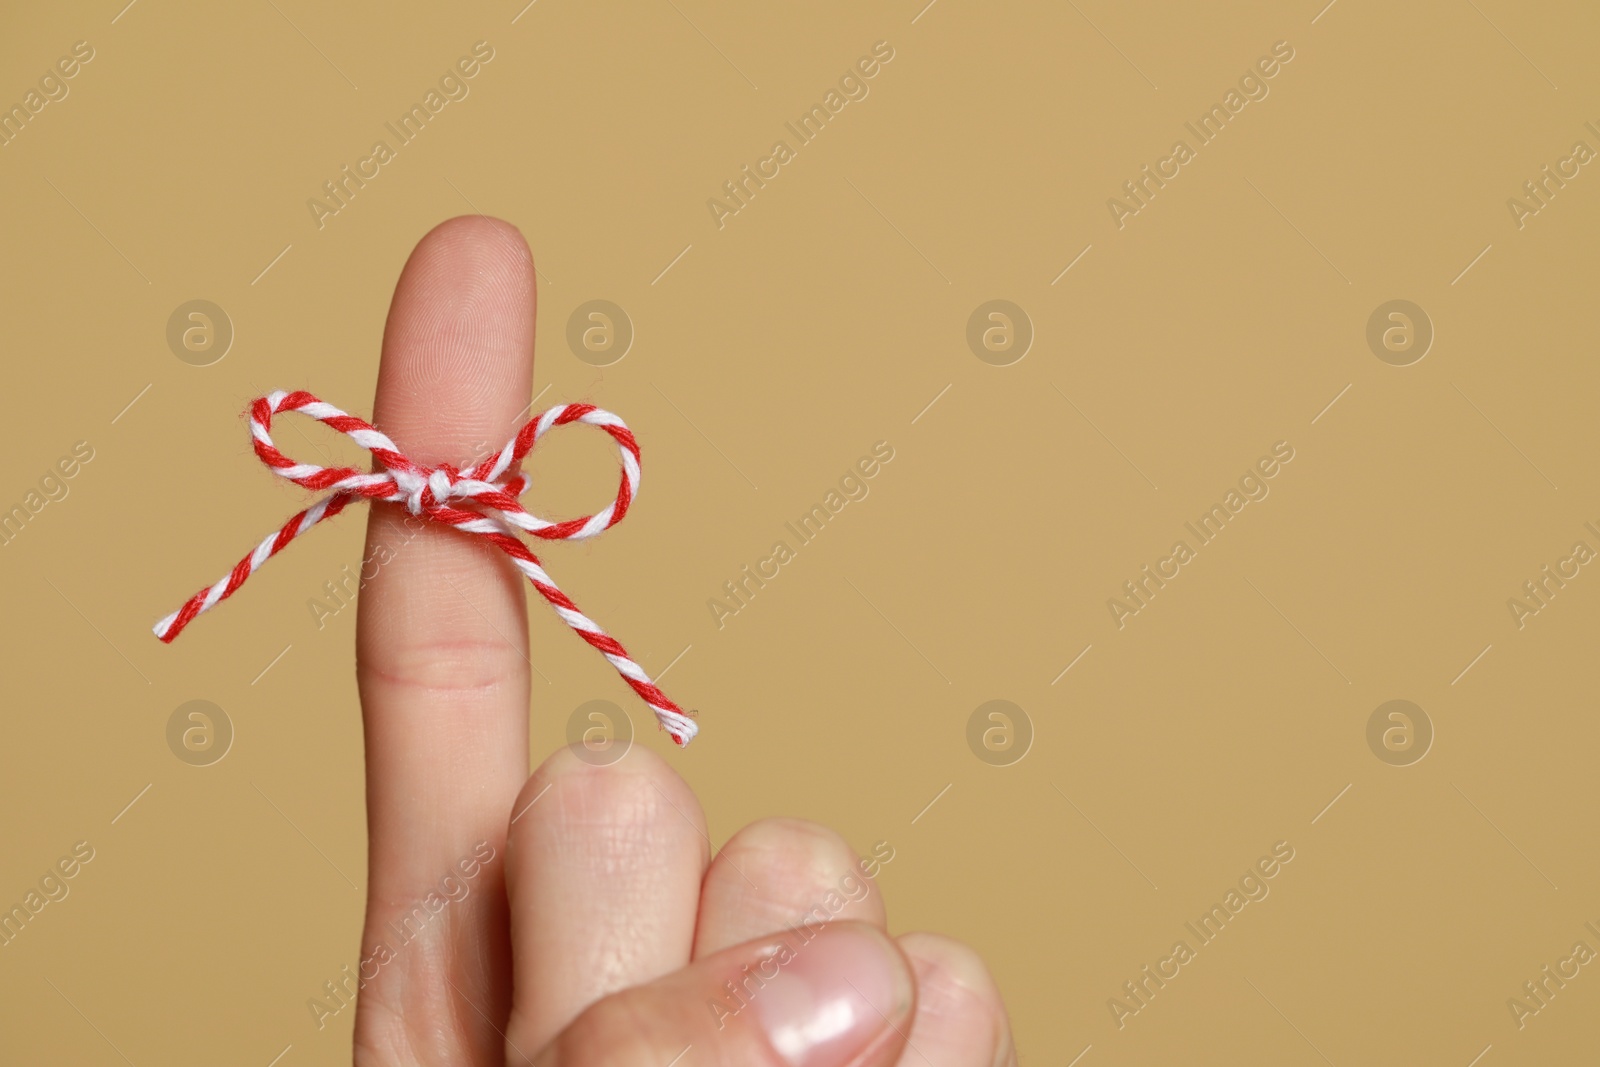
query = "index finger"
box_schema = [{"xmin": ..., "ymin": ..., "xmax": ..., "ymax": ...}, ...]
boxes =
[{"xmin": 352, "ymin": 215, "xmax": 536, "ymax": 1065}]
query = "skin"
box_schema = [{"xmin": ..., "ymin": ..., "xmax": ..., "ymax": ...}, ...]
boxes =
[{"xmin": 350, "ymin": 215, "xmax": 1016, "ymax": 1066}]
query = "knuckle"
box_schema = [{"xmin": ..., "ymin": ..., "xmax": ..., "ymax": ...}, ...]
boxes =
[{"xmin": 359, "ymin": 638, "xmax": 525, "ymax": 697}]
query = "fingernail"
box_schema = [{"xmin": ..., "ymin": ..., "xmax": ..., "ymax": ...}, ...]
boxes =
[{"xmin": 753, "ymin": 923, "xmax": 912, "ymax": 1067}]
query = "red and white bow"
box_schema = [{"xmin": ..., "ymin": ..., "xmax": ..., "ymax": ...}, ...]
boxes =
[{"xmin": 154, "ymin": 389, "xmax": 697, "ymax": 746}]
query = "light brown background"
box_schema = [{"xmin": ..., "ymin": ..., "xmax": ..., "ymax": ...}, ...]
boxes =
[{"xmin": 2, "ymin": 0, "xmax": 1598, "ymax": 1063}]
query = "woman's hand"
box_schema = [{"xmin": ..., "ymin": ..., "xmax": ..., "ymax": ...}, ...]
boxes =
[{"xmin": 349, "ymin": 216, "xmax": 1015, "ymax": 1066}]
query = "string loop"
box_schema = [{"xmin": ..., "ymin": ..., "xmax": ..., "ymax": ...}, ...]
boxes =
[{"xmin": 153, "ymin": 389, "xmax": 696, "ymax": 746}]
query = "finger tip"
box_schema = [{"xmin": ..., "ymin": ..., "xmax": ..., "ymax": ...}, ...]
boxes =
[
  {"xmin": 421, "ymin": 213, "xmax": 534, "ymax": 269},
  {"xmin": 401, "ymin": 214, "xmax": 536, "ymax": 317},
  {"xmin": 718, "ymin": 817, "xmax": 879, "ymax": 900},
  {"xmin": 376, "ymin": 215, "xmax": 538, "ymax": 459},
  {"xmin": 897, "ymin": 932, "xmax": 1015, "ymax": 1066},
  {"xmin": 696, "ymin": 819, "xmax": 887, "ymax": 958},
  {"xmin": 899, "ymin": 932, "xmax": 998, "ymax": 994},
  {"xmin": 527, "ymin": 742, "xmax": 706, "ymax": 847}
]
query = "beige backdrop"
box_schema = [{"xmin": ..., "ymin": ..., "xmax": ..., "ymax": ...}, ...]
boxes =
[{"xmin": 3, "ymin": 0, "xmax": 1598, "ymax": 1063}]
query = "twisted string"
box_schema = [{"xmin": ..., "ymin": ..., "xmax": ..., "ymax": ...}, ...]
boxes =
[{"xmin": 153, "ymin": 389, "xmax": 697, "ymax": 746}]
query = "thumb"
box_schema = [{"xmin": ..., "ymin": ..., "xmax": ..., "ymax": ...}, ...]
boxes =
[{"xmin": 532, "ymin": 921, "xmax": 916, "ymax": 1067}]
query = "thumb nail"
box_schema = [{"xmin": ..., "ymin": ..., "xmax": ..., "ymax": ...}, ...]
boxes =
[{"xmin": 752, "ymin": 923, "xmax": 913, "ymax": 1067}]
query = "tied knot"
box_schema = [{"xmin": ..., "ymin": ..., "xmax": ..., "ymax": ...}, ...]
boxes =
[
  {"xmin": 152, "ymin": 389, "xmax": 698, "ymax": 747},
  {"xmin": 396, "ymin": 463, "xmax": 468, "ymax": 516}
]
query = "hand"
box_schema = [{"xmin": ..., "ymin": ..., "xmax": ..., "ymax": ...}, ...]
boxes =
[{"xmin": 348, "ymin": 216, "xmax": 1016, "ymax": 1066}]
